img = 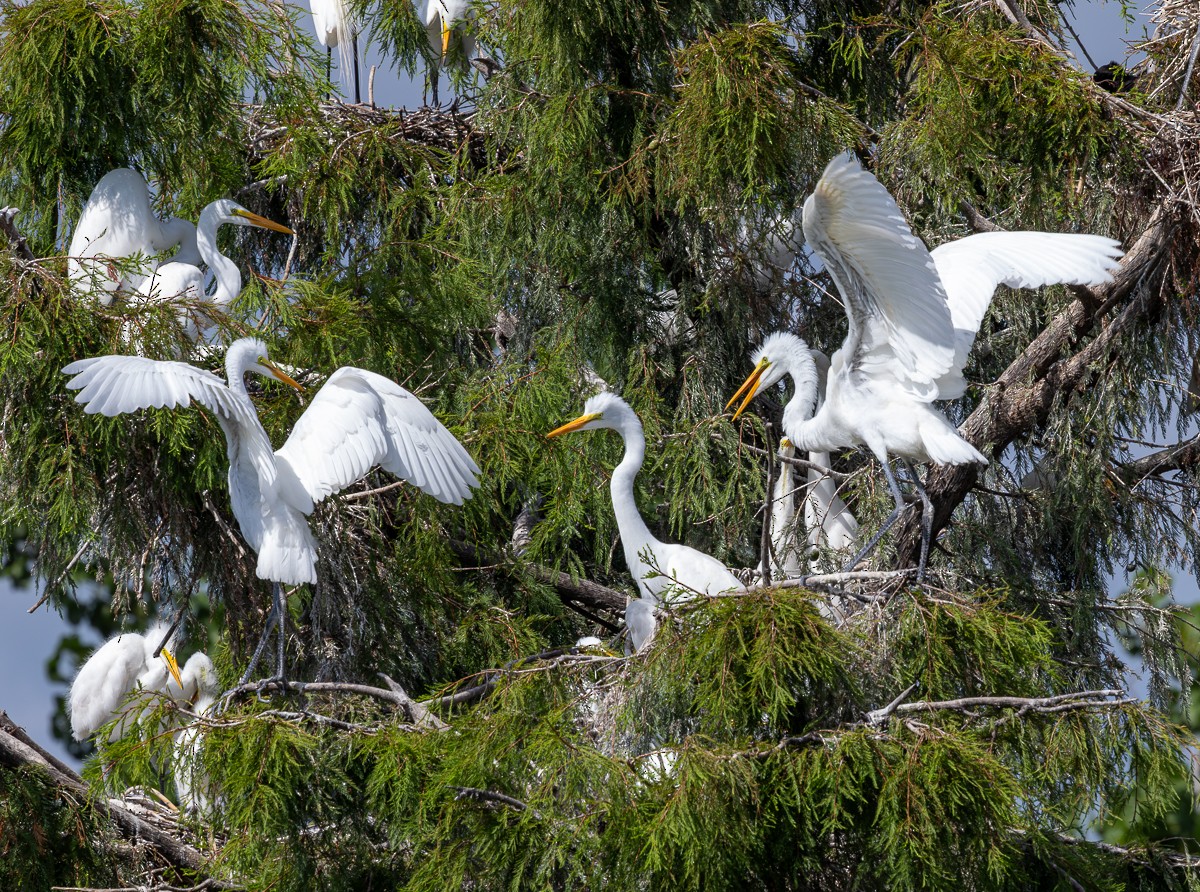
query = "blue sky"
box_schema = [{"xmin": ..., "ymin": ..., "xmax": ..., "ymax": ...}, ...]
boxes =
[{"xmin": 0, "ymin": 0, "xmax": 1171, "ymax": 768}]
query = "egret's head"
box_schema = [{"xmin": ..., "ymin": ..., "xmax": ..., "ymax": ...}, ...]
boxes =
[
  {"xmin": 546, "ymin": 391, "xmax": 635, "ymax": 438},
  {"xmin": 727, "ymin": 332, "xmax": 811, "ymax": 420},
  {"xmin": 229, "ymin": 338, "xmax": 304, "ymax": 392},
  {"xmin": 209, "ymin": 198, "xmax": 294, "ymax": 236},
  {"xmin": 161, "ymin": 647, "xmax": 183, "ymax": 689},
  {"xmin": 182, "ymin": 653, "xmax": 219, "ymax": 703}
]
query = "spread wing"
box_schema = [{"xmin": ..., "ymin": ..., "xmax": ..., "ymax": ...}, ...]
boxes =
[
  {"xmin": 931, "ymin": 232, "xmax": 1124, "ymax": 397},
  {"xmin": 61, "ymin": 354, "xmax": 277, "ymax": 487},
  {"xmin": 274, "ymin": 366, "xmax": 481, "ymax": 507},
  {"xmin": 802, "ymin": 153, "xmax": 955, "ymax": 402}
]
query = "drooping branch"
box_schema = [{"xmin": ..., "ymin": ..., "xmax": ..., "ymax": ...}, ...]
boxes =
[
  {"xmin": 0, "ymin": 206, "xmax": 36, "ymax": 263},
  {"xmin": 1115, "ymin": 433, "xmax": 1200, "ymax": 483}
]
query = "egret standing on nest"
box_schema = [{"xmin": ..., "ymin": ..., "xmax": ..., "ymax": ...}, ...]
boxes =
[
  {"xmin": 63, "ymin": 338, "xmax": 481, "ymax": 682},
  {"xmin": 69, "ymin": 169, "xmax": 201, "ymax": 304},
  {"xmin": 729, "ymin": 153, "xmax": 1123, "ymax": 577},
  {"xmin": 310, "ymin": 0, "xmax": 360, "ymax": 102}
]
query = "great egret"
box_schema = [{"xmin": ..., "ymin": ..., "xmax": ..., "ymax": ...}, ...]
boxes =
[
  {"xmin": 546, "ymin": 392, "xmax": 741, "ymax": 604},
  {"xmin": 310, "ymin": 0, "xmax": 359, "ymax": 102},
  {"xmin": 130, "ymin": 199, "xmax": 293, "ymax": 343},
  {"xmin": 63, "ymin": 338, "xmax": 482, "ymax": 679},
  {"xmin": 69, "ymin": 624, "xmax": 183, "ymax": 742},
  {"xmin": 171, "ymin": 653, "xmax": 219, "ymax": 814},
  {"xmin": 729, "ymin": 153, "xmax": 1124, "ymax": 575},
  {"xmin": 69, "ymin": 169, "xmax": 201, "ymax": 304},
  {"xmin": 764, "ymin": 439, "xmax": 804, "ymax": 580},
  {"xmin": 424, "ymin": 0, "xmax": 477, "ymax": 68}
]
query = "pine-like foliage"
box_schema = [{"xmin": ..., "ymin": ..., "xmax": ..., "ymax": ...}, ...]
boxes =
[{"xmin": 1, "ymin": 0, "xmax": 1199, "ymax": 888}]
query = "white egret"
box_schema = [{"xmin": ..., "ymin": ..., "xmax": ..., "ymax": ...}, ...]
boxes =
[
  {"xmin": 423, "ymin": 0, "xmax": 477, "ymax": 69},
  {"xmin": 729, "ymin": 153, "xmax": 1124, "ymax": 575},
  {"xmin": 69, "ymin": 169, "xmax": 201, "ymax": 304},
  {"xmin": 546, "ymin": 392, "xmax": 741, "ymax": 604},
  {"xmin": 310, "ymin": 0, "xmax": 359, "ymax": 102},
  {"xmin": 63, "ymin": 338, "xmax": 482, "ymax": 679},
  {"xmin": 130, "ymin": 199, "xmax": 293, "ymax": 343},
  {"xmin": 171, "ymin": 653, "xmax": 219, "ymax": 814},
  {"xmin": 69, "ymin": 624, "xmax": 183, "ymax": 742},
  {"xmin": 764, "ymin": 438, "xmax": 804, "ymax": 580}
]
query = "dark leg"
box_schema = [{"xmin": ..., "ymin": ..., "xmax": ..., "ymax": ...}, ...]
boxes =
[
  {"xmin": 352, "ymin": 32, "xmax": 360, "ymax": 104},
  {"xmin": 326, "ymin": 47, "xmax": 332, "ymax": 100},
  {"xmin": 274, "ymin": 580, "xmax": 287, "ymax": 680},
  {"xmin": 237, "ymin": 581, "xmax": 284, "ymax": 685},
  {"xmin": 901, "ymin": 460, "xmax": 933, "ymax": 582},
  {"xmin": 841, "ymin": 459, "xmax": 907, "ymax": 573}
]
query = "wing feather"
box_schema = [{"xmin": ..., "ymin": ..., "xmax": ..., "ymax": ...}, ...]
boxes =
[
  {"xmin": 932, "ymin": 232, "xmax": 1124, "ymax": 397},
  {"xmin": 802, "ymin": 154, "xmax": 955, "ymax": 400},
  {"xmin": 274, "ymin": 367, "xmax": 480, "ymax": 507},
  {"xmin": 62, "ymin": 354, "xmax": 277, "ymax": 487}
]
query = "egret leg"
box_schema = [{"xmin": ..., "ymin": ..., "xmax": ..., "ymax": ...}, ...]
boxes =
[
  {"xmin": 237, "ymin": 582, "xmax": 283, "ymax": 686},
  {"xmin": 274, "ymin": 580, "xmax": 287, "ymax": 681},
  {"xmin": 901, "ymin": 461, "xmax": 933, "ymax": 582},
  {"xmin": 841, "ymin": 460, "xmax": 907, "ymax": 573},
  {"xmin": 352, "ymin": 32, "xmax": 361, "ymax": 104},
  {"xmin": 326, "ymin": 47, "xmax": 332, "ymax": 100}
]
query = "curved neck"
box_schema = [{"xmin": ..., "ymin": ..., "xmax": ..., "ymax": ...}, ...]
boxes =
[
  {"xmin": 780, "ymin": 349, "xmax": 821, "ymax": 440},
  {"xmin": 609, "ymin": 421, "xmax": 660, "ymax": 578},
  {"xmin": 225, "ymin": 352, "xmax": 252, "ymax": 399},
  {"xmin": 196, "ymin": 207, "xmax": 241, "ymax": 309}
]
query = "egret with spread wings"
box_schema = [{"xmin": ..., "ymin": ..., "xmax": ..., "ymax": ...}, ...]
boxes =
[
  {"xmin": 63, "ymin": 338, "xmax": 481, "ymax": 680},
  {"xmin": 729, "ymin": 154, "xmax": 1123, "ymax": 577}
]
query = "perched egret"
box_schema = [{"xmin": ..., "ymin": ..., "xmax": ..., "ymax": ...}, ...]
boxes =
[
  {"xmin": 764, "ymin": 439, "xmax": 804, "ymax": 580},
  {"xmin": 69, "ymin": 169, "xmax": 201, "ymax": 304},
  {"xmin": 63, "ymin": 338, "xmax": 482, "ymax": 679},
  {"xmin": 547, "ymin": 392, "xmax": 741, "ymax": 604},
  {"xmin": 171, "ymin": 653, "xmax": 219, "ymax": 814},
  {"xmin": 69, "ymin": 624, "xmax": 183, "ymax": 742},
  {"xmin": 131, "ymin": 199, "xmax": 292, "ymax": 343},
  {"xmin": 729, "ymin": 153, "xmax": 1124, "ymax": 575},
  {"xmin": 424, "ymin": 0, "xmax": 477, "ymax": 69},
  {"xmin": 310, "ymin": 0, "xmax": 359, "ymax": 102}
]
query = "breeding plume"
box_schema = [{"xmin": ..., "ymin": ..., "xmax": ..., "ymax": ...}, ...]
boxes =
[
  {"xmin": 730, "ymin": 153, "xmax": 1123, "ymax": 575},
  {"xmin": 63, "ymin": 339, "xmax": 481, "ymax": 677},
  {"xmin": 131, "ymin": 199, "xmax": 292, "ymax": 342},
  {"xmin": 547, "ymin": 392, "xmax": 741, "ymax": 605},
  {"xmin": 69, "ymin": 168, "xmax": 200, "ymax": 303},
  {"xmin": 69, "ymin": 624, "xmax": 182, "ymax": 742},
  {"xmin": 310, "ymin": 0, "xmax": 359, "ymax": 101}
]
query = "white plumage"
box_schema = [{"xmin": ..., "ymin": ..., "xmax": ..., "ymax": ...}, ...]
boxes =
[
  {"xmin": 62, "ymin": 338, "xmax": 481, "ymax": 586},
  {"xmin": 624, "ymin": 597, "xmax": 658, "ymax": 655},
  {"xmin": 68, "ymin": 623, "xmax": 181, "ymax": 742},
  {"xmin": 423, "ymin": 0, "xmax": 477, "ymax": 66},
  {"xmin": 171, "ymin": 653, "xmax": 220, "ymax": 814},
  {"xmin": 68, "ymin": 169, "xmax": 200, "ymax": 305},
  {"xmin": 130, "ymin": 199, "xmax": 292, "ymax": 343},
  {"xmin": 731, "ymin": 153, "xmax": 1124, "ymax": 572},
  {"xmin": 310, "ymin": 0, "xmax": 355, "ymax": 89},
  {"xmin": 547, "ymin": 392, "xmax": 741, "ymax": 604}
]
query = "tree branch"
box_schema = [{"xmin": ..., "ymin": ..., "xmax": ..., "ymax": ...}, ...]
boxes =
[
  {"xmin": 0, "ymin": 206, "xmax": 36, "ymax": 263},
  {"xmin": 449, "ymin": 539, "xmax": 627, "ymax": 613},
  {"xmin": 892, "ymin": 205, "xmax": 1175, "ymax": 566},
  {"xmin": 0, "ymin": 713, "xmax": 230, "ymax": 888}
]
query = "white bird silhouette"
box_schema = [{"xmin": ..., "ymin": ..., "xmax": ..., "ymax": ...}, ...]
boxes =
[
  {"xmin": 310, "ymin": 0, "xmax": 359, "ymax": 101},
  {"xmin": 424, "ymin": 0, "xmax": 477, "ymax": 68},
  {"xmin": 170, "ymin": 652, "xmax": 219, "ymax": 814},
  {"xmin": 730, "ymin": 153, "xmax": 1123, "ymax": 576},
  {"xmin": 63, "ymin": 338, "xmax": 481, "ymax": 679},
  {"xmin": 547, "ymin": 392, "xmax": 741, "ymax": 605},
  {"xmin": 69, "ymin": 169, "xmax": 201, "ymax": 304},
  {"xmin": 129, "ymin": 199, "xmax": 292, "ymax": 343},
  {"xmin": 68, "ymin": 624, "xmax": 183, "ymax": 742}
]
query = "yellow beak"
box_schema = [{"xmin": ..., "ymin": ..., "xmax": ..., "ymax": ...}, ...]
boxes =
[
  {"xmin": 262, "ymin": 361, "xmax": 304, "ymax": 392},
  {"xmin": 232, "ymin": 208, "xmax": 294, "ymax": 236},
  {"xmin": 161, "ymin": 647, "xmax": 183, "ymax": 689},
  {"xmin": 546, "ymin": 412, "xmax": 601, "ymax": 438},
  {"xmin": 726, "ymin": 357, "xmax": 770, "ymax": 420},
  {"xmin": 441, "ymin": 19, "xmax": 452, "ymax": 57}
]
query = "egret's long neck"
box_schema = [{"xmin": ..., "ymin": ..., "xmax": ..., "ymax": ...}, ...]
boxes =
[
  {"xmin": 780, "ymin": 349, "xmax": 821, "ymax": 442},
  {"xmin": 225, "ymin": 353, "xmax": 251, "ymax": 400},
  {"xmin": 610, "ymin": 420, "xmax": 660, "ymax": 571},
  {"xmin": 196, "ymin": 208, "xmax": 242, "ymax": 309}
]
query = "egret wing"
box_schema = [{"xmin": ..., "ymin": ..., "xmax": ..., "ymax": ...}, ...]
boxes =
[
  {"xmin": 931, "ymin": 232, "xmax": 1124, "ymax": 396},
  {"xmin": 275, "ymin": 367, "xmax": 481, "ymax": 507},
  {"xmin": 802, "ymin": 154, "xmax": 955, "ymax": 400},
  {"xmin": 62, "ymin": 354, "xmax": 276, "ymax": 486}
]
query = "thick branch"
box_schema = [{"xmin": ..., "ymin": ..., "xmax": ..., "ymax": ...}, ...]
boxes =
[
  {"xmin": 892, "ymin": 206, "xmax": 1174, "ymax": 565},
  {"xmin": 1115, "ymin": 434, "xmax": 1200, "ymax": 483},
  {"xmin": 0, "ymin": 712, "xmax": 227, "ymax": 887},
  {"xmin": 449, "ymin": 539, "xmax": 626, "ymax": 613}
]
